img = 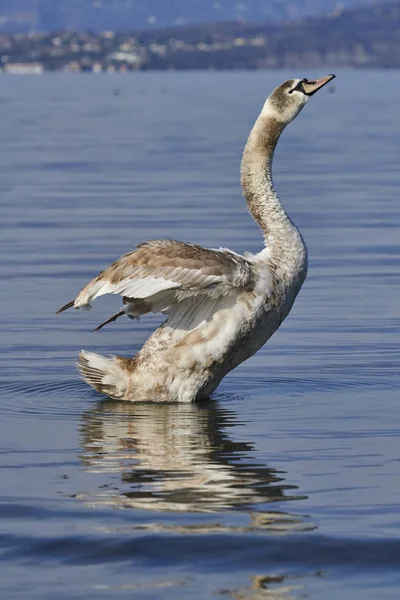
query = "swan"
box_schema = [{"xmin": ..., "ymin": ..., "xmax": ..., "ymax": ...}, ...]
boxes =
[{"xmin": 57, "ymin": 74, "xmax": 335, "ymax": 402}]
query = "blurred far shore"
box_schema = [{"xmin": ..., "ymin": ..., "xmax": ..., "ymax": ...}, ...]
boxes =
[{"xmin": 0, "ymin": 0, "xmax": 399, "ymax": 72}]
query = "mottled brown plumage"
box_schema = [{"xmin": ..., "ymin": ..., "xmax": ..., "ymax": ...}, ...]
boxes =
[{"xmin": 57, "ymin": 74, "xmax": 335, "ymax": 402}]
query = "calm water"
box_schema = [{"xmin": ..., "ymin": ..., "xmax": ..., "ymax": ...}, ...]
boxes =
[{"xmin": 1, "ymin": 71, "xmax": 400, "ymax": 599}]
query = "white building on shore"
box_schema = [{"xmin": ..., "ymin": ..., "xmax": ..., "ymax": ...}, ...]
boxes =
[{"xmin": 4, "ymin": 63, "xmax": 44, "ymax": 75}]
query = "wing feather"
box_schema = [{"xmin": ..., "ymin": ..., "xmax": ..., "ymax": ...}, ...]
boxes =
[
  {"xmin": 74, "ymin": 240, "xmax": 254, "ymax": 307},
  {"xmin": 62, "ymin": 239, "xmax": 268, "ymax": 331}
]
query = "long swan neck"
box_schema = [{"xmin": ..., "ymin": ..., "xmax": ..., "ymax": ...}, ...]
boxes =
[
  {"xmin": 240, "ymin": 110, "xmax": 308, "ymax": 284},
  {"xmin": 241, "ymin": 113, "xmax": 290, "ymax": 240}
]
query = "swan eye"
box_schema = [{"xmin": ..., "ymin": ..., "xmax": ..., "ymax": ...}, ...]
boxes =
[{"xmin": 288, "ymin": 78, "xmax": 308, "ymax": 94}]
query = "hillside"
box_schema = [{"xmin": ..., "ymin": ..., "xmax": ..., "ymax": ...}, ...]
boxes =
[
  {"xmin": 135, "ymin": 1, "xmax": 400, "ymax": 69},
  {"xmin": 0, "ymin": 0, "xmax": 377, "ymax": 33},
  {"xmin": 1, "ymin": 0, "xmax": 400, "ymax": 70}
]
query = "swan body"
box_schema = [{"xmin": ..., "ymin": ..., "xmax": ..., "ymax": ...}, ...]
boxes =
[{"xmin": 57, "ymin": 74, "xmax": 335, "ymax": 402}]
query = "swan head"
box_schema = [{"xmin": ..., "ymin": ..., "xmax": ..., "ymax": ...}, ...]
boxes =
[{"xmin": 263, "ymin": 74, "xmax": 335, "ymax": 124}]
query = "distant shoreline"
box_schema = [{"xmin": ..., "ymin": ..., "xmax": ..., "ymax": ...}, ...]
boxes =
[{"xmin": 1, "ymin": 1, "xmax": 400, "ymax": 72}]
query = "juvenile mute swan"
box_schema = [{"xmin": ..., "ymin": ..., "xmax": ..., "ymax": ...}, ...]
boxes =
[{"xmin": 57, "ymin": 74, "xmax": 335, "ymax": 402}]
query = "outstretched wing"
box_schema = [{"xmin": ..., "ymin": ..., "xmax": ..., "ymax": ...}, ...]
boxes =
[{"xmin": 57, "ymin": 239, "xmax": 265, "ymax": 330}]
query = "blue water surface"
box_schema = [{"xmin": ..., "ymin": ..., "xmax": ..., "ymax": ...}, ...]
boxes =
[{"xmin": 1, "ymin": 70, "xmax": 399, "ymax": 599}]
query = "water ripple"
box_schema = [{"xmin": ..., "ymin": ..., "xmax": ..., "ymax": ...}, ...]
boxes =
[
  {"xmin": 232, "ymin": 374, "xmax": 394, "ymax": 395},
  {"xmin": 2, "ymin": 531, "xmax": 400, "ymax": 571},
  {"xmin": 0, "ymin": 380, "xmax": 87, "ymax": 421}
]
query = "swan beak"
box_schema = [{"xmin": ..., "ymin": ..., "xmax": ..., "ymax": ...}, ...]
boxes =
[{"xmin": 303, "ymin": 74, "xmax": 335, "ymax": 96}]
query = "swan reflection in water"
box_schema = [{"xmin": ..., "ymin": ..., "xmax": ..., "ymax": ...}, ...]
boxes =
[
  {"xmin": 224, "ymin": 572, "xmax": 323, "ymax": 600},
  {"xmin": 79, "ymin": 400, "xmax": 313, "ymax": 532}
]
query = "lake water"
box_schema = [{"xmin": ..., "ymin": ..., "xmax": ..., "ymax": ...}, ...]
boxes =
[{"xmin": 1, "ymin": 70, "xmax": 400, "ymax": 599}]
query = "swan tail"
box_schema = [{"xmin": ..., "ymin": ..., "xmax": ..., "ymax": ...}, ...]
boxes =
[{"xmin": 77, "ymin": 350, "xmax": 130, "ymax": 399}]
